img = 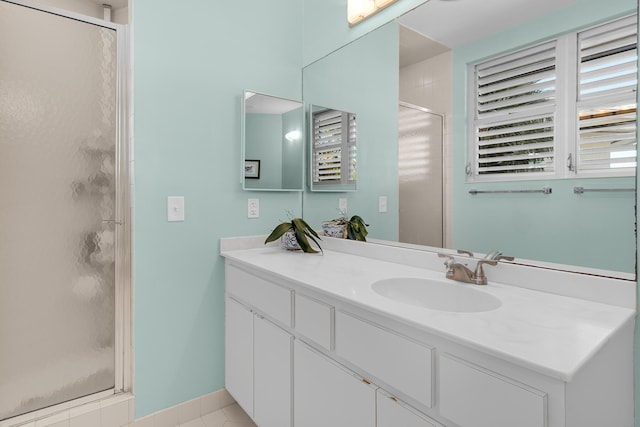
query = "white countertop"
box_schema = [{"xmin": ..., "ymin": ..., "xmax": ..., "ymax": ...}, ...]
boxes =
[{"xmin": 221, "ymin": 246, "xmax": 635, "ymax": 382}]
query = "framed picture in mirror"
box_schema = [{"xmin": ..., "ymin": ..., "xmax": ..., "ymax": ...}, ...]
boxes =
[{"xmin": 245, "ymin": 160, "xmax": 260, "ymax": 179}]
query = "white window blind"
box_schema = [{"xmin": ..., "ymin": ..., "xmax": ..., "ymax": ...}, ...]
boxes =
[
  {"xmin": 312, "ymin": 109, "xmax": 357, "ymax": 184},
  {"xmin": 579, "ymin": 15, "xmax": 638, "ymax": 100},
  {"xmin": 473, "ymin": 41, "xmax": 557, "ymax": 177},
  {"xmin": 476, "ymin": 42, "xmax": 556, "ymax": 118},
  {"xmin": 577, "ymin": 14, "xmax": 637, "ymax": 173},
  {"xmin": 477, "ymin": 115, "xmax": 555, "ymax": 175}
]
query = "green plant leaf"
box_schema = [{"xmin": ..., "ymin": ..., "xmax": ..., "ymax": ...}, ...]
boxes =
[
  {"xmin": 292, "ymin": 217, "xmax": 322, "ymax": 253},
  {"xmin": 303, "ymin": 229, "xmax": 323, "ymax": 254},
  {"xmin": 346, "ymin": 215, "xmax": 369, "ymax": 241},
  {"xmin": 264, "ymin": 222, "xmax": 293, "ymax": 244},
  {"xmin": 293, "ymin": 217, "xmax": 321, "ymax": 240},
  {"xmin": 294, "ymin": 226, "xmax": 318, "ymax": 253}
]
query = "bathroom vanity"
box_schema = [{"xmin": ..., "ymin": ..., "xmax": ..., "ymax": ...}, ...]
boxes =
[{"xmin": 221, "ymin": 236, "xmax": 635, "ymax": 427}]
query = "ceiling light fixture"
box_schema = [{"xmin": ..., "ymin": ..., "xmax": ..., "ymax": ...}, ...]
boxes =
[{"xmin": 348, "ymin": 0, "xmax": 400, "ymax": 26}]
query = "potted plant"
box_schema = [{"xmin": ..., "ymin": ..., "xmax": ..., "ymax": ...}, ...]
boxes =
[
  {"xmin": 322, "ymin": 214, "xmax": 369, "ymax": 241},
  {"xmin": 265, "ymin": 217, "xmax": 322, "ymax": 253}
]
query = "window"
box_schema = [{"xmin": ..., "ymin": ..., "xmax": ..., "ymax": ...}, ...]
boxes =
[
  {"xmin": 312, "ymin": 108, "xmax": 357, "ymax": 185},
  {"xmin": 470, "ymin": 14, "xmax": 637, "ymax": 181},
  {"xmin": 474, "ymin": 42, "xmax": 557, "ymax": 176},
  {"xmin": 577, "ymin": 15, "xmax": 638, "ymax": 173}
]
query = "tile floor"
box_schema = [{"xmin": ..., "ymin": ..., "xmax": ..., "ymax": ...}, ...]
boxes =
[{"xmin": 177, "ymin": 404, "xmax": 256, "ymax": 427}]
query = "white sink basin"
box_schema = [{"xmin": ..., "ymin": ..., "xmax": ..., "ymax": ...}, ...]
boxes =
[{"xmin": 372, "ymin": 278, "xmax": 502, "ymax": 313}]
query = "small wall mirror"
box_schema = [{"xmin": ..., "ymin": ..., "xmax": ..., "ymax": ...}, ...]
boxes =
[
  {"xmin": 309, "ymin": 105, "xmax": 357, "ymax": 192},
  {"xmin": 242, "ymin": 91, "xmax": 304, "ymax": 191}
]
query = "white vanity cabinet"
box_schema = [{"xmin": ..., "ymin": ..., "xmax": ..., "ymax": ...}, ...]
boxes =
[
  {"xmin": 294, "ymin": 340, "xmax": 376, "ymax": 427},
  {"xmin": 439, "ymin": 353, "xmax": 547, "ymax": 427},
  {"xmin": 253, "ymin": 314, "xmax": 292, "ymax": 427},
  {"xmin": 222, "ymin": 251, "xmax": 634, "ymax": 427},
  {"xmin": 225, "ymin": 265, "xmax": 294, "ymax": 427},
  {"xmin": 224, "ymin": 297, "xmax": 253, "ymax": 414},
  {"xmin": 377, "ymin": 390, "xmax": 443, "ymax": 427},
  {"xmin": 335, "ymin": 310, "xmax": 434, "ymax": 408}
]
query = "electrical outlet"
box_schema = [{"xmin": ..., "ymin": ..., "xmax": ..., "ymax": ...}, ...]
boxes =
[
  {"xmin": 379, "ymin": 196, "xmax": 387, "ymax": 213},
  {"xmin": 248, "ymin": 198, "xmax": 259, "ymax": 218}
]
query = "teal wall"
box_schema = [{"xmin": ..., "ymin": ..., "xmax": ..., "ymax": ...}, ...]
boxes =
[
  {"xmin": 452, "ymin": 0, "xmax": 637, "ymax": 273},
  {"xmin": 302, "ymin": 22, "xmax": 400, "ymax": 240},
  {"xmin": 133, "ymin": 0, "xmax": 303, "ymax": 418},
  {"xmin": 245, "ymin": 113, "xmax": 283, "ymax": 189}
]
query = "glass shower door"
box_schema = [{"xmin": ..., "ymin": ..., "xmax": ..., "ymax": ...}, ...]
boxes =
[
  {"xmin": 0, "ymin": 1, "xmax": 118, "ymax": 420},
  {"xmin": 398, "ymin": 103, "xmax": 444, "ymax": 247}
]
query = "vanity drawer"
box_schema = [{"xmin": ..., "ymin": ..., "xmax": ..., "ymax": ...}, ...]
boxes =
[
  {"xmin": 440, "ymin": 354, "xmax": 547, "ymax": 427},
  {"xmin": 294, "ymin": 293, "xmax": 333, "ymax": 351},
  {"xmin": 377, "ymin": 390, "xmax": 443, "ymax": 427},
  {"xmin": 335, "ymin": 311, "xmax": 434, "ymax": 407},
  {"xmin": 226, "ymin": 264, "xmax": 292, "ymax": 327}
]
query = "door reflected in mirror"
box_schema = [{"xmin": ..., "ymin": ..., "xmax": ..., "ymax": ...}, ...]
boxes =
[
  {"xmin": 309, "ymin": 105, "xmax": 358, "ymax": 192},
  {"xmin": 242, "ymin": 91, "xmax": 304, "ymax": 191}
]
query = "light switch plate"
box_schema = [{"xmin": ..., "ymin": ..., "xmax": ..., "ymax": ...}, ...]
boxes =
[
  {"xmin": 379, "ymin": 196, "xmax": 387, "ymax": 213},
  {"xmin": 167, "ymin": 196, "xmax": 185, "ymax": 222},
  {"xmin": 248, "ymin": 198, "xmax": 259, "ymax": 218},
  {"xmin": 339, "ymin": 198, "xmax": 348, "ymax": 213}
]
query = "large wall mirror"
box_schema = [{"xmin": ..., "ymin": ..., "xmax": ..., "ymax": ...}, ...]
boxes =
[
  {"xmin": 242, "ymin": 91, "xmax": 304, "ymax": 191},
  {"xmin": 302, "ymin": 0, "xmax": 637, "ymax": 279}
]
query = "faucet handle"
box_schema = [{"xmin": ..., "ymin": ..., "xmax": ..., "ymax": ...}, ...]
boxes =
[
  {"xmin": 473, "ymin": 259, "xmax": 498, "ymax": 285},
  {"xmin": 437, "ymin": 253, "xmax": 455, "ymax": 270},
  {"xmin": 457, "ymin": 249, "xmax": 474, "ymax": 257},
  {"xmin": 437, "ymin": 253, "xmax": 454, "ymax": 263},
  {"xmin": 495, "ymin": 254, "xmax": 515, "ymax": 261}
]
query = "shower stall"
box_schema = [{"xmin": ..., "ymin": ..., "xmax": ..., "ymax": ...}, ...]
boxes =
[
  {"xmin": 0, "ymin": 1, "xmax": 130, "ymax": 421},
  {"xmin": 398, "ymin": 103, "xmax": 444, "ymax": 248}
]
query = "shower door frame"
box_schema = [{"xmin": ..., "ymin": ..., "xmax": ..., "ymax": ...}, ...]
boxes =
[{"xmin": 0, "ymin": 0, "xmax": 132, "ymax": 424}]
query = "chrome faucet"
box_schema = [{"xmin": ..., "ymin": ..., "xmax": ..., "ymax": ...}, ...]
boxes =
[{"xmin": 437, "ymin": 253, "xmax": 498, "ymax": 285}]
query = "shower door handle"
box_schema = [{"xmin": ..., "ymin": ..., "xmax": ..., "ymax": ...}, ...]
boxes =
[{"xmin": 102, "ymin": 219, "xmax": 124, "ymax": 225}]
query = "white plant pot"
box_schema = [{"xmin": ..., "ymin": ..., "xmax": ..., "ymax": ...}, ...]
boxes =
[
  {"xmin": 281, "ymin": 229, "xmax": 301, "ymax": 250},
  {"xmin": 322, "ymin": 221, "xmax": 347, "ymax": 239}
]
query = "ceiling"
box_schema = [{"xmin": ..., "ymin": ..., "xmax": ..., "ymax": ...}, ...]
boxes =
[
  {"xmin": 397, "ymin": 0, "xmax": 577, "ymax": 63},
  {"xmin": 399, "ymin": 24, "xmax": 449, "ymax": 68}
]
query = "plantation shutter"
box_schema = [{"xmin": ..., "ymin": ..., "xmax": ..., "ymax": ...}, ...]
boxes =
[
  {"xmin": 312, "ymin": 109, "xmax": 357, "ymax": 184},
  {"xmin": 577, "ymin": 14, "xmax": 637, "ymax": 173},
  {"xmin": 474, "ymin": 42, "xmax": 557, "ymax": 177}
]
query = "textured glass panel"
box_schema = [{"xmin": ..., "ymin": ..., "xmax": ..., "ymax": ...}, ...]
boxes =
[
  {"xmin": 0, "ymin": 2, "xmax": 117, "ymax": 420},
  {"xmin": 398, "ymin": 105, "xmax": 443, "ymax": 247}
]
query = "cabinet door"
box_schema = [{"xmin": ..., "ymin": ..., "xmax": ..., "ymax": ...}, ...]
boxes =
[
  {"xmin": 294, "ymin": 341, "xmax": 376, "ymax": 427},
  {"xmin": 225, "ymin": 297, "xmax": 253, "ymax": 417},
  {"xmin": 254, "ymin": 315, "xmax": 292, "ymax": 427},
  {"xmin": 377, "ymin": 390, "xmax": 443, "ymax": 427},
  {"xmin": 440, "ymin": 354, "xmax": 547, "ymax": 427},
  {"xmin": 335, "ymin": 311, "xmax": 434, "ymax": 407}
]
